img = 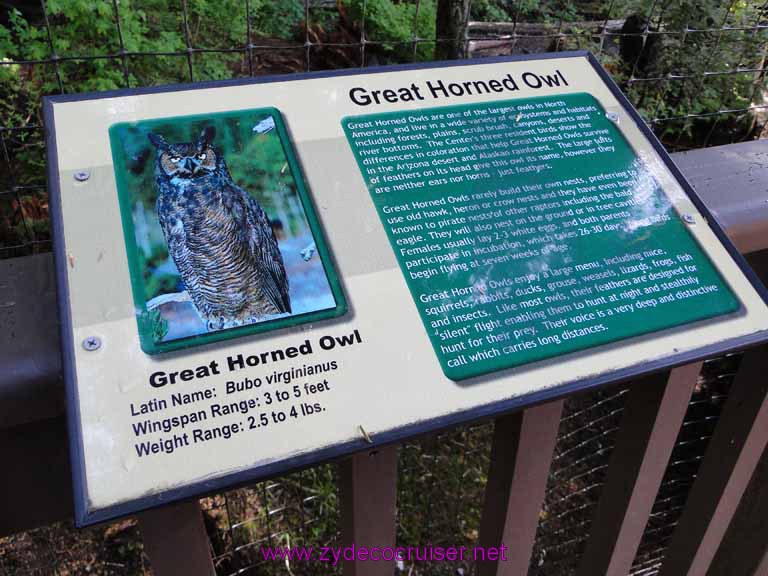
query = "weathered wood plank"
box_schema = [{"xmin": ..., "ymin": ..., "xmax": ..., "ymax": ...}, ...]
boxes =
[
  {"xmin": 138, "ymin": 500, "xmax": 215, "ymax": 576},
  {"xmin": 477, "ymin": 400, "xmax": 565, "ymax": 576},
  {"xmin": 0, "ymin": 416, "xmax": 73, "ymax": 536},
  {"xmin": 339, "ymin": 446, "xmax": 398, "ymax": 576},
  {"xmin": 674, "ymin": 140, "xmax": 768, "ymax": 255},
  {"xmin": 468, "ymin": 19, "xmax": 626, "ymax": 37},
  {"xmin": 576, "ymin": 364, "xmax": 701, "ymax": 576},
  {"xmin": 0, "ymin": 253, "xmax": 63, "ymax": 429},
  {"xmin": 658, "ymin": 347, "xmax": 768, "ymax": 576},
  {"xmin": 708, "ymin": 445, "xmax": 768, "ymax": 575}
]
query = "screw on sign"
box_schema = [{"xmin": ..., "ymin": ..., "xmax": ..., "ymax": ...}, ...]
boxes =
[{"xmin": 82, "ymin": 336, "xmax": 102, "ymax": 351}]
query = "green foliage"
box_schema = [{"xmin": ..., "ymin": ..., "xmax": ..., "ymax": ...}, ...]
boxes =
[
  {"xmin": 1, "ymin": 0, "xmax": 764, "ymax": 141},
  {"xmin": 138, "ymin": 246, "xmax": 178, "ymax": 301},
  {"xmin": 470, "ymin": 0, "xmax": 513, "ymax": 22},
  {"xmin": 0, "ymin": 0, "xmax": 303, "ymax": 116},
  {"xmin": 138, "ymin": 308, "xmax": 169, "ymax": 341},
  {"xmin": 460, "ymin": 0, "xmax": 767, "ymax": 144},
  {"xmin": 249, "ymin": 0, "xmax": 305, "ymax": 40},
  {"xmin": 343, "ymin": 0, "xmax": 437, "ymax": 61}
]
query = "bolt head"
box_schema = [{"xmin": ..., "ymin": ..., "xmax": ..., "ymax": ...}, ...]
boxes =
[
  {"xmin": 682, "ymin": 214, "xmax": 696, "ymax": 224},
  {"xmin": 82, "ymin": 336, "xmax": 102, "ymax": 351},
  {"xmin": 606, "ymin": 111, "xmax": 620, "ymax": 123},
  {"xmin": 74, "ymin": 171, "xmax": 90, "ymax": 182}
]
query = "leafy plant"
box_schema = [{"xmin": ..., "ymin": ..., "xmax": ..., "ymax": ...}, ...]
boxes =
[
  {"xmin": 138, "ymin": 308, "xmax": 169, "ymax": 341},
  {"xmin": 470, "ymin": 0, "xmax": 513, "ymax": 22},
  {"xmin": 249, "ymin": 0, "xmax": 305, "ymax": 40},
  {"xmin": 342, "ymin": 0, "xmax": 437, "ymax": 61}
]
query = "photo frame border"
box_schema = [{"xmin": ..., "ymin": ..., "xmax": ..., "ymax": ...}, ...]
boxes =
[{"xmin": 109, "ymin": 107, "xmax": 347, "ymax": 355}]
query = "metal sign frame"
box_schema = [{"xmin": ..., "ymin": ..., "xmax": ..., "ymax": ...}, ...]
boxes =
[{"xmin": 44, "ymin": 51, "xmax": 768, "ymax": 526}]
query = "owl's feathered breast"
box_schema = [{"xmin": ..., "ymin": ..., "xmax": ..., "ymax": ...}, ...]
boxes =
[{"xmin": 156, "ymin": 168, "xmax": 290, "ymax": 323}]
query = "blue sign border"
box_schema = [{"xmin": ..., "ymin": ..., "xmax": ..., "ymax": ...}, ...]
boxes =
[{"xmin": 43, "ymin": 51, "xmax": 768, "ymax": 527}]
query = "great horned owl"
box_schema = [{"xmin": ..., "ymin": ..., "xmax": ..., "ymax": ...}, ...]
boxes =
[{"xmin": 148, "ymin": 126, "xmax": 291, "ymax": 332}]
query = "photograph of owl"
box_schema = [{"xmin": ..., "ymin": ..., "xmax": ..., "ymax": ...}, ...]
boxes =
[{"xmin": 148, "ymin": 126, "xmax": 291, "ymax": 331}]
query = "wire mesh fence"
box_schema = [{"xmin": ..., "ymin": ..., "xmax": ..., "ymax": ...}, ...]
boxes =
[
  {"xmin": 0, "ymin": 0, "xmax": 764, "ymax": 574},
  {"xmin": 0, "ymin": 353, "xmax": 740, "ymax": 575},
  {"xmin": 2, "ymin": 0, "xmax": 768, "ymax": 259}
]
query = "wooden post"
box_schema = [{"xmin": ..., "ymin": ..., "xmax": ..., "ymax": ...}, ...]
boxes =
[
  {"xmin": 477, "ymin": 399, "xmax": 565, "ymax": 576},
  {"xmin": 576, "ymin": 364, "xmax": 701, "ymax": 576},
  {"xmin": 0, "ymin": 416, "xmax": 73, "ymax": 536},
  {"xmin": 708, "ymin": 445, "xmax": 768, "ymax": 575},
  {"xmin": 138, "ymin": 500, "xmax": 215, "ymax": 576},
  {"xmin": 659, "ymin": 347, "xmax": 768, "ymax": 576},
  {"xmin": 435, "ymin": 0, "xmax": 470, "ymax": 60},
  {"xmin": 339, "ymin": 445, "xmax": 398, "ymax": 576}
]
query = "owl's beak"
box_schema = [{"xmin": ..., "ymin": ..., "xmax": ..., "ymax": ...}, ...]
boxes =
[{"xmin": 183, "ymin": 158, "xmax": 196, "ymax": 172}]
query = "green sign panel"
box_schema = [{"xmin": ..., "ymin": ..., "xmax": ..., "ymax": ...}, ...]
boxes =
[{"xmin": 342, "ymin": 93, "xmax": 740, "ymax": 380}]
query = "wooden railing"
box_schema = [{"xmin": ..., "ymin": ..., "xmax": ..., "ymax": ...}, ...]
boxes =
[{"xmin": 2, "ymin": 140, "xmax": 768, "ymax": 575}]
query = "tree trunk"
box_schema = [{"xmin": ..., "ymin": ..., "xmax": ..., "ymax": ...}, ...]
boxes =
[{"xmin": 435, "ymin": 0, "xmax": 470, "ymax": 60}]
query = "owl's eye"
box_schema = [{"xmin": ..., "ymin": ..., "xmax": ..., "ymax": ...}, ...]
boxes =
[
  {"xmin": 169, "ymin": 156, "xmax": 181, "ymax": 163},
  {"xmin": 197, "ymin": 153, "xmax": 207, "ymax": 160}
]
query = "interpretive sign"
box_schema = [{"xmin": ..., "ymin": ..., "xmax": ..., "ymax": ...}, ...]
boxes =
[
  {"xmin": 342, "ymin": 93, "xmax": 738, "ymax": 380},
  {"xmin": 45, "ymin": 52, "xmax": 768, "ymax": 526}
]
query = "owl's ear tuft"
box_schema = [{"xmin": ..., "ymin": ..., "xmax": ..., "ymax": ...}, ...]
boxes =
[
  {"xmin": 148, "ymin": 133, "xmax": 168, "ymax": 149},
  {"xmin": 198, "ymin": 126, "xmax": 216, "ymax": 148}
]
